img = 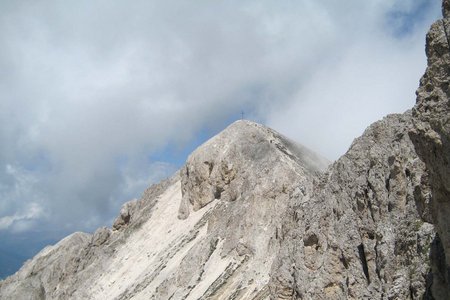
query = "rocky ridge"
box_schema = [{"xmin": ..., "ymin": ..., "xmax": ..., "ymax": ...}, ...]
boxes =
[
  {"xmin": 1, "ymin": 1, "xmax": 450, "ymax": 299},
  {"xmin": 0, "ymin": 120, "xmax": 329, "ymax": 299}
]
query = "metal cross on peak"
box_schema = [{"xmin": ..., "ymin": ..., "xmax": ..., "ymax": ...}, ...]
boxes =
[{"xmin": 241, "ymin": 111, "xmax": 245, "ymax": 120}]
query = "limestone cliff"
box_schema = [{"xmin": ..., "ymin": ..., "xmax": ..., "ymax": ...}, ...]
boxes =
[{"xmin": 1, "ymin": 1, "xmax": 450, "ymax": 299}]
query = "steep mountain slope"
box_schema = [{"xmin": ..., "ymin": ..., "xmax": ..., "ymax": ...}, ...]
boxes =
[
  {"xmin": 270, "ymin": 112, "xmax": 435, "ymax": 299},
  {"xmin": 0, "ymin": 121, "xmax": 329, "ymax": 299},
  {"xmin": 410, "ymin": 1, "xmax": 450, "ymax": 297},
  {"xmin": 1, "ymin": 1, "xmax": 450, "ymax": 299}
]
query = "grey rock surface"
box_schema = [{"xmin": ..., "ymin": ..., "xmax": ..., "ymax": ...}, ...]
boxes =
[
  {"xmin": 179, "ymin": 120, "xmax": 329, "ymax": 220},
  {"xmin": 444, "ymin": 0, "xmax": 450, "ymax": 18},
  {"xmin": 0, "ymin": 232, "xmax": 92, "ymax": 300},
  {"xmin": 171, "ymin": 120, "xmax": 329, "ymax": 298},
  {"xmin": 1, "ymin": 1, "xmax": 450, "ymax": 299},
  {"xmin": 410, "ymin": 3, "xmax": 450, "ymax": 297},
  {"xmin": 270, "ymin": 113, "xmax": 435, "ymax": 299}
]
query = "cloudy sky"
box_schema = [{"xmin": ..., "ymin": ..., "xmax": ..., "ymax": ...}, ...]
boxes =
[{"xmin": 0, "ymin": 0, "xmax": 441, "ymax": 277}]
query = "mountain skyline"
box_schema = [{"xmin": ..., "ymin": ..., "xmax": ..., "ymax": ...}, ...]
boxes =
[{"xmin": 0, "ymin": 0, "xmax": 442, "ymax": 278}]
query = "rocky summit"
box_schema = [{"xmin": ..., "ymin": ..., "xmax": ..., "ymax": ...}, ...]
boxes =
[
  {"xmin": 0, "ymin": 120, "xmax": 330, "ymax": 300},
  {"xmin": 1, "ymin": 1, "xmax": 450, "ymax": 299}
]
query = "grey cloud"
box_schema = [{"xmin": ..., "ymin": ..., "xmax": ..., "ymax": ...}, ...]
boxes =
[{"xmin": 0, "ymin": 0, "xmax": 441, "ymax": 240}]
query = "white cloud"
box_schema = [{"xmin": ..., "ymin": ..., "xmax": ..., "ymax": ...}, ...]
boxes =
[
  {"xmin": 267, "ymin": 28, "xmax": 431, "ymax": 159},
  {"xmin": 0, "ymin": 0, "xmax": 441, "ymax": 238},
  {"xmin": 0, "ymin": 202, "xmax": 44, "ymax": 232}
]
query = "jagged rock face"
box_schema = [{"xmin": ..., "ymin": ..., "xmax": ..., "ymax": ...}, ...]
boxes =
[
  {"xmin": 410, "ymin": 2, "xmax": 450, "ymax": 297},
  {"xmin": 270, "ymin": 113, "xmax": 435, "ymax": 299}
]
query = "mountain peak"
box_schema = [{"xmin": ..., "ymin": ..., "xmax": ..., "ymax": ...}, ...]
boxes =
[
  {"xmin": 178, "ymin": 120, "xmax": 330, "ymax": 219},
  {"xmin": 193, "ymin": 119, "xmax": 329, "ymax": 172}
]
